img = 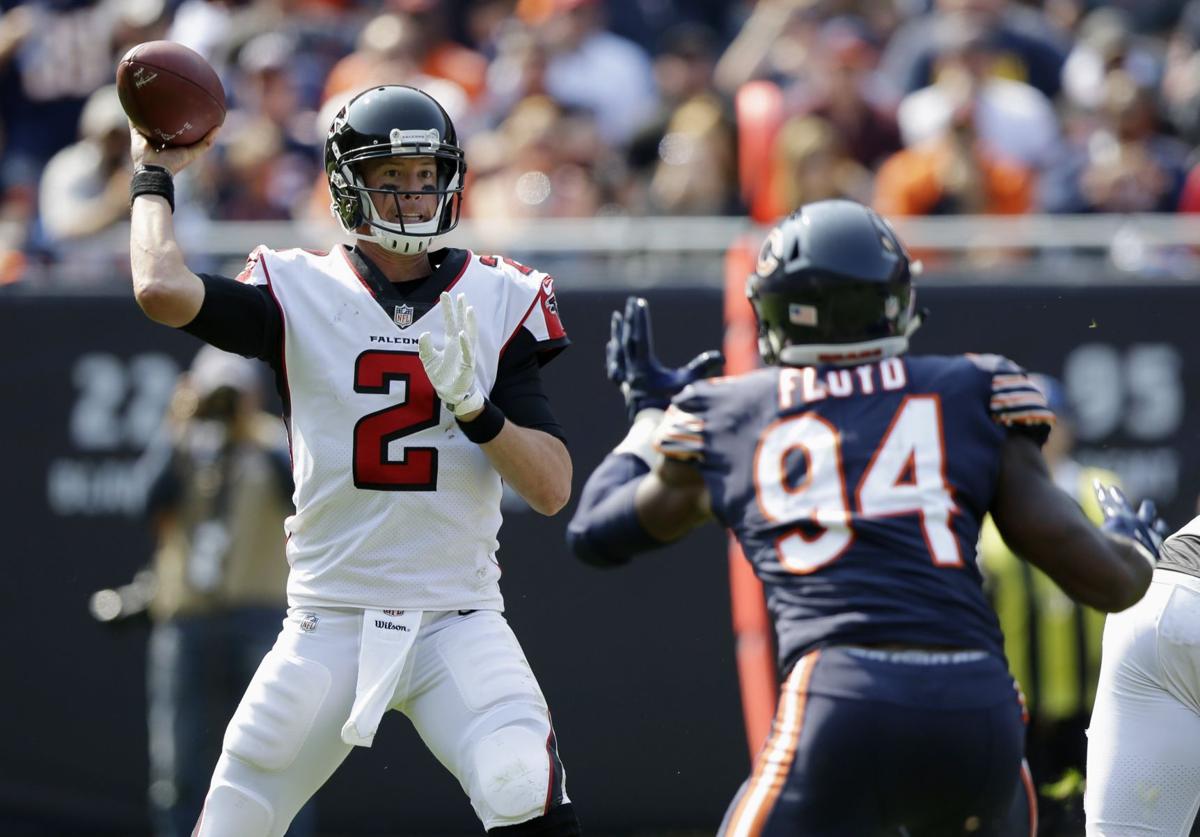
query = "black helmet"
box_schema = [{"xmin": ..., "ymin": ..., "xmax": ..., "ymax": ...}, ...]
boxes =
[
  {"xmin": 325, "ymin": 85, "xmax": 466, "ymax": 255},
  {"xmin": 746, "ymin": 200, "xmax": 921, "ymax": 366}
]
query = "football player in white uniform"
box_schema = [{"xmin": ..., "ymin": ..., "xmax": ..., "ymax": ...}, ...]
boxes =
[
  {"xmin": 1085, "ymin": 505, "xmax": 1200, "ymax": 836},
  {"xmin": 125, "ymin": 85, "xmax": 581, "ymax": 836}
]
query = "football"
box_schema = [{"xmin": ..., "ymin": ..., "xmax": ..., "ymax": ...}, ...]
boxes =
[{"xmin": 116, "ymin": 41, "xmax": 226, "ymax": 148}]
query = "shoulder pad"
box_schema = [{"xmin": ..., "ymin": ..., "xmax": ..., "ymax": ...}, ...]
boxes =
[
  {"xmin": 235, "ymin": 245, "xmax": 273, "ymax": 284},
  {"xmin": 977, "ymin": 355, "xmax": 1055, "ymax": 437},
  {"xmin": 965, "ymin": 352, "xmax": 1027, "ymax": 376},
  {"xmin": 476, "ymin": 253, "xmax": 544, "ymax": 283}
]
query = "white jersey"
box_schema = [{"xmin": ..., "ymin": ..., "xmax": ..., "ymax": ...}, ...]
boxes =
[{"xmin": 237, "ymin": 246, "xmax": 566, "ymax": 611}]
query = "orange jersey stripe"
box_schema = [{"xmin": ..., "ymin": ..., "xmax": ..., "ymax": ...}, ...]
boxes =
[
  {"xmin": 722, "ymin": 651, "xmax": 820, "ymax": 837},
  {"xmin": 990, "ymin": 393, "xmax": 1049, "ymax": 407},
  {"xmin": 1020, "ymin": 760, "xmax": 1038, "ymax": 836},
  {"xmin": 995, "ymin": 411, "xmax": 1056, "ymax": 425}
]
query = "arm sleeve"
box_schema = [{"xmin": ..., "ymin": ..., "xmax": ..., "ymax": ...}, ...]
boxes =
[
  {"xmin": 566, "ymin": 452, "xmax": 664, "ymax": 567},
  {"xmin": 182, "ymin": 273, "xmax": 283, "ymax": 369},
  {"xmin": 491, "ymin": 327, "xmax": 565, "ymax": 443}
]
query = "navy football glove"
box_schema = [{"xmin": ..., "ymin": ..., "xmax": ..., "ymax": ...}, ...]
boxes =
[
  {"xmin": 1094, "ymin": 481, "xmax": 1169, "ymax": 568},
  {"xmin": 606, "ymin": 296, "xmax": 724, "ymax": 421}
]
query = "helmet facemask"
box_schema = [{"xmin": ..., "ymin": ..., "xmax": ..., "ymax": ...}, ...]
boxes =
[{"xmin": 329, "ymin": 129, "xmax": 465, "ymax": 255}]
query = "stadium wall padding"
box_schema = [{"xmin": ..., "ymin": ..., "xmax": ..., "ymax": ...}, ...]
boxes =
[{"xmin": 1, "ymin": 282, "xmax": 1198, "ymax": 834}]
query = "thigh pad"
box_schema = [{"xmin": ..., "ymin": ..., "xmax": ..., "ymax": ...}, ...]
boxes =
[
  {"xmin": 223, "ymin": 651, "xmax": 332, "ymax": 772},
  {"xmin": 436, "ymin": 613, "xmax": 544, "ymax": 714},
  {"xmin": 195, "ymin": 783, "xmax": 273, "ymax": 837}
]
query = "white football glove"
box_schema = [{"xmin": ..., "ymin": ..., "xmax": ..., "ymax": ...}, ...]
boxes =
[{"xmin": 418, "ymin": 291, "xmax": 484, "ymax": 417}]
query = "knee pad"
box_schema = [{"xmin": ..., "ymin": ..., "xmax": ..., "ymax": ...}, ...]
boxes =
[
  {"xmin": 223, "ymin": 651, "xmax": 331, "ymax": 772},
  {"xmin": 194, "ymin": 782, "xmax": 273, "ymax": 836},
  {"xmin": 474, "ymin": 726, "xmax": 552, "ymax": 820}
]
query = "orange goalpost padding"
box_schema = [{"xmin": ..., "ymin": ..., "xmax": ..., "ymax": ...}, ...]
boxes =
[{"xmin": 723, "ymin": 235, "xmax": 778, "ymax": 761}]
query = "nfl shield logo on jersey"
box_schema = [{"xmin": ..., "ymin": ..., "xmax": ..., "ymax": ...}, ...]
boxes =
[{"xmin": 394, "ymin": 304, "xmax": 414, "ymax": 328}]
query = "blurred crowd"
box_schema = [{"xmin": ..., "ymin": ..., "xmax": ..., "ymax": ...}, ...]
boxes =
[{"xmin": 4, "ymin": 0, "xmax": 1200, "ymax": 284}]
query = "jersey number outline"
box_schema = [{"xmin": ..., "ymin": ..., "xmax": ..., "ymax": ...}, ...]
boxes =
[
  {"xmin": 352, "ymin": 351, "xmax": 440, "ymax": 491},
  {"xmin": 753, "ymin": 395, "xmax": 961, "ymax": 574}
]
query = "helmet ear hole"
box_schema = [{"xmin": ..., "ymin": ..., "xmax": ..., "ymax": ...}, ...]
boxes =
[{"xmin": 786, "ymin": 238, "xmax": 801, "ymax": 264}]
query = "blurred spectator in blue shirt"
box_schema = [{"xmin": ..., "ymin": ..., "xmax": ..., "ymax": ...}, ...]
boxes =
[
  {"xmin": 898, "ymin": 21, "xmax": 1061, "ymax": 171},
  {"xmin": 878, "ymin": 0, "xmax": 1070, "ymax": 101},
  {"xmin": 1041, "ymin": 71, "xmax": 1190, "ymax": 213},
  {"xmin": 37, "ymin": 84, "xmax": 130, "ymax": 280},
  {"xmin": 526, "ymin": 0, "xmax": 658, "ymax": 146}
]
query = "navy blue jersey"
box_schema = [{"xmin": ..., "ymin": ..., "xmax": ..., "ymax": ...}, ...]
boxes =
[{"xmin": 654, "ymin": 354, "xmax": 1054, "ymax": 673}]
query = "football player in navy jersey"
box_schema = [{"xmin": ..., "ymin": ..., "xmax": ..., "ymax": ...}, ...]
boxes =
[{"xmin": 567, "ymin": 200, "xmax": 1167, "ymax": 836}]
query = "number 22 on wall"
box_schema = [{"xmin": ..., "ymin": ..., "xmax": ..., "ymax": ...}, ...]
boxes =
[{"xmin": 753, "ymin": 395, "xmax": 961, "ymax": 574}]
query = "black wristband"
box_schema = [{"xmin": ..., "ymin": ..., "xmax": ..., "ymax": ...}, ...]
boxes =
[
  {"xmin": 130, "ymin": 164, "xmax": 175, "ymax": 213},
  {"xmin": 457, "ymin": 399, "xmax": 506, "ymax": 444}
]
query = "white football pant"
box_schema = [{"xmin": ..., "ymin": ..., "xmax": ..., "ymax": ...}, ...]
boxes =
[
  {"xmin": 1085, "ymin": 569, "xmax": 1200, "ymax": 836},
  {"xmin": 194, "ymin": 607, "xmax": 568, "ymax": 836}
]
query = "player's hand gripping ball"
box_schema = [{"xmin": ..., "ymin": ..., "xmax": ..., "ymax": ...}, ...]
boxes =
[
  {"xmin": 116, "ymin": 41, "xmax": 226, "ymax": 148},
  {"xmin": 607, "ymin": 296, "xmax": 725, "ymax": 421},
  {"xmin": 1094, "ymin": 481, "xmax": 1170, "ymax": 569}
]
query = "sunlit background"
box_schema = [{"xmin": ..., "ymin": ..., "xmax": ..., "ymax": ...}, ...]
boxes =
[{"xmin": 3, "ymin": 0, "xmax": 1200, "ymax": 835}]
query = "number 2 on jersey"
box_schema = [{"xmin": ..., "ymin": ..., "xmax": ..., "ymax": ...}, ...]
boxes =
[
  {"xmin": 353, "ymin": 351, "xmax": 440, "ymax": 491},
  {"xmin": 754, "ymin": 396, "xmax": 961, "ymax": 573}
]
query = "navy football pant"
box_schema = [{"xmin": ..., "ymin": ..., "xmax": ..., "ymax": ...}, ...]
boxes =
[{"xmin": 718, "ymin": 647, "xmax": 1035, "ymax": 837}]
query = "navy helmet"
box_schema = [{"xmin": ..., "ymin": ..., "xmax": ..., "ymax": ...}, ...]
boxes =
[{"xmin": 747, "ymin": 200, "xmax": 922, "ymax": 366}]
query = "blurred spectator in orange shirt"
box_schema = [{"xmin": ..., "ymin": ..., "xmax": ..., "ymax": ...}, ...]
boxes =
[
  {"xmin": 323, "ymin": 11, "xmax": 471, "ymax": 115},
  {"xmin": 386, "ymin": 0, "xmax": 488, "ymax": 101},
  {"xmin": 874, "ymin": 98, "xmax": 1034, "ymax": 215}
]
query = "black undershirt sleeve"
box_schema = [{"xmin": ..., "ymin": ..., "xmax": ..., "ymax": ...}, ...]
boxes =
[
  {"xmin": 492, "ymin": 328, "xmax": 566, "ymax": 443},
  {"xmin": 182, "ymin": 274, "xmax": 283, "ymax": 369}
]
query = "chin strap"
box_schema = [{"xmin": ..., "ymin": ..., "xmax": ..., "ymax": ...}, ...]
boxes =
[
  {"xmin": 776, "ymin": 310, "xmax": 926, "ymax": 367},
  {"xmin": 350, "ymin": 229, "xmax": 433, "ymax": 255}
]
